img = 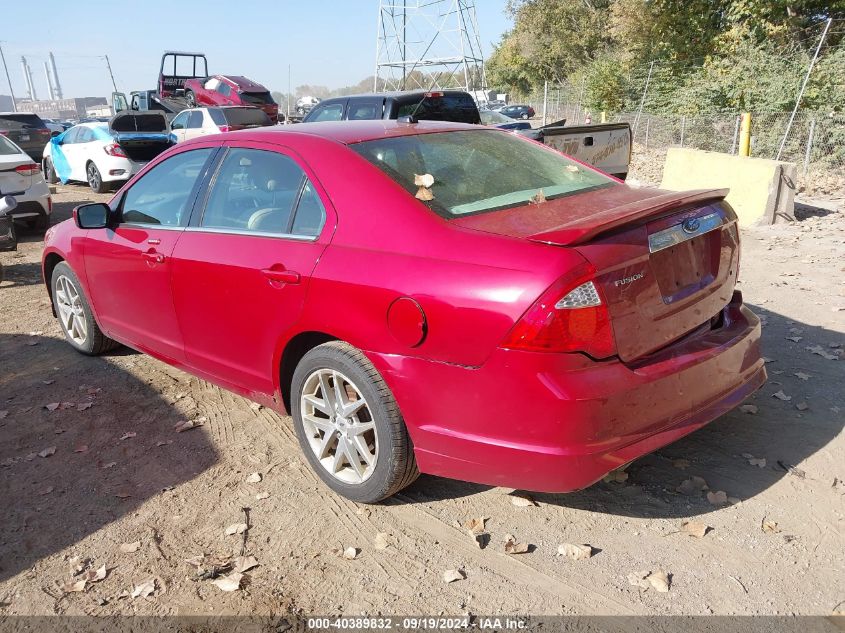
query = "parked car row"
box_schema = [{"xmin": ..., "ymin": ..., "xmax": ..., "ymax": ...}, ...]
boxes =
[{"xmin": 0, "ymin": 132, "xmax": 52, "ymax": 232}]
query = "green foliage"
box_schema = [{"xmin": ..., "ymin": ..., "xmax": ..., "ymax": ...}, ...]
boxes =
[{"xmin": 488, "ymin": 0, "xmax": 844, "ymax": 117}]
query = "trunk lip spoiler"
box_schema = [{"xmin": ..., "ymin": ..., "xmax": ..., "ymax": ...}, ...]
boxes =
[{"xmin": 528, "ymin": 188, "xmax": 729, "ymax": 246}]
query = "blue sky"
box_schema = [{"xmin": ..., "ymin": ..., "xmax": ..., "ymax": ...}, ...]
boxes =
[{"xmin": 1, "ymin": 0, "xmax": 512, "ymax": 100}]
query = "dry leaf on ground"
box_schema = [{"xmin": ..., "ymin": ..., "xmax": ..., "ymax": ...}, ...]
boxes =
[
  {"xmin": 796, "ymin": 402, "xmax": 809, "ymax": 411},
  {"xmin": 504, "ymin": 534, "xmax": 530, "ymax": 554},
  {"xmin": 672, "ymin": 458, "xmax": 691, "ymax": 469},
  {"xmin": 510, "ymin": 494, "xmax": 536, "ymax": 507},
  {"xmin": 374, "ymin": 532, "xmax": 390, "ymax": 550},
  {"xmin": 131, "ymin": 578, "xmax": 156, "ymax": 599},
  {"xmin": 773, "ymin": 390, "xmax": 792, "ymax": 401},
  {"xmin": 225, "ymin": 523, "xmax": 248, "ymax": 536},
  {"xmin": 794, "ymin": 372, "xmax": 811, "ymax": 381},
  {"xmin": 232, "ymin": 555, "xmax": 259, "ymax": 573},
  {"xmin": 739, "ymin": 404, "xmax": 758, "ymax": 414},
  {"xmin": 255, "ymin": 492, "xmax": 270, "ymax": 500},
  {"xmin": 603, "ymin": 470, "xmax": 629, "ymax": 483},
  {"xmin": 762, "ymin": 518, "xmax": 781, "ymax": 534},
  {"xmin": 211, "ymin": 572, "xmax": 244, "ymax": 592},
  {"xmin": 245, "ymin": 472, "xmax": 262, "ymax": 483},
  {"xmin": 120, "ymin": 541, "xmax": 141, "ymax": 553},
  {"xmin": 681, "ymin": 520, "xmax": 711, "ymax": 538},
  {"xmin": 648, "ymin": 571, "xmax": 671, "ymax": 592},
  {"xmin": 707, "ymin": 490, "xmax": 728, "ymax": 505},
  {"xmin": 45, "ymin": 403, "xmax": 60, "ymax": 411},
  {"xmin": 174, "ymin": 417, "xmax": 205, "ymax": 433},
  {"xmin": 342, "ymin": 547, "xmax": 358, "ymax": 560},
  {"xmin": 61, "ymin": 579, "xmax": 87, "ymax": 593},
  {"xmin": 77, "ymin": 402, "xmax": 93, "ymax": 411},
  {"xmin": 463, "ymin": 517, "xmax": 487, "ymax": 535},
  {"xmin": 184, "ymin": 555, "xmax": 205, "ymax": 567},
  {"xmin": 38, "ymin": 446, "xmax": 56, "ymax": 458},
  {"xmin": 443, "ymin": 569, "xmax": 465, "ymax": 583},
  {"xmin": 101, "ymin": 461, "xmax": 116, "ymax": 469},
  {"xmin": 84, "ymin": 565, "xmax": 107, "ymax": 583},
  {"xmin": 677, "ymin": 476, "xmax": 708, "ymax": 495},
  {"xmin": 119, "ymin": 432, "xmax": 136, "ymax": 440},
  {"xmin": 557, "ymin": 543, "xmax": 593, "ymax": 560}
]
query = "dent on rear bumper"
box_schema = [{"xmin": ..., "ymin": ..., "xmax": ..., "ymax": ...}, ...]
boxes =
[{"xmin": 366, "ymin": 295, "xmax": 766, "ymax": 493}]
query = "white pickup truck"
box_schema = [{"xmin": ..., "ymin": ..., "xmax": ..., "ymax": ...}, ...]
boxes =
[{"xmin": 539, "ymin": 122, "xmax": 632, "ymax": 181}]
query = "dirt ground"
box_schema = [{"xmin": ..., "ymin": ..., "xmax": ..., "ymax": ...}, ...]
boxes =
[{"xmin": 0, "ymin": 181, "xmax": 843, "ymax": 619}]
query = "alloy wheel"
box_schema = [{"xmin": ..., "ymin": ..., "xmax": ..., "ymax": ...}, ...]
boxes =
[
  {"xmin": 87, "ymin": 164, "xmax": 100, "ymax": 191},
  {"xmin": 55, "ymin": 274, "xmax": 88, "ymax": 346},
  {"xmin": 300, "ymin": 368, "xmax": 378, "ymax": 484}
]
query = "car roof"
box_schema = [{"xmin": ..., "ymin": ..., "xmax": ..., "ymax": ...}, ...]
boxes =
[
  {"xmin": 318, "ymin": 90, "xmax": 472, "ymax": 104},
  {"xmin": 183, "ymin": 119, "xmax": 484, "ymax": 146}
]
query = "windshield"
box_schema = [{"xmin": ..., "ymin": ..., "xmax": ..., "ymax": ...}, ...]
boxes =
[
  {"xmin": 351, "ymin": 129, "xmax": 614, "ymax": 217},
  {"xmin": 480, "ymin": 110, "xmax": 513, "ymax": 125}
]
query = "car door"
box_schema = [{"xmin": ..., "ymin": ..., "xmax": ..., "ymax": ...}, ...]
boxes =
[
  {"xmin": 170, "ymin": 142, "xmax": 334, "ymax": 395},
  {"xmin": 81, "ymin": 146, "xmax": 217, "ymax": 362},
  {"xmin": 52, "ymin": 127, "xmax": 79, "ymax": 181},
  {"xmin": 169, "ymin": 111, "xmax": 189, "ymax": 143},
  {"xmin": 72, "ymin": 127, "xmax": 99, "ymax": 181},
  {"xmin": 183, "ymin": 110, "xmax": 207, "ymax": 141}
]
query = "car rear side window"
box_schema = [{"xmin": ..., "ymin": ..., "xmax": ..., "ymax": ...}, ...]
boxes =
[
  {"xmin": 395, "ymin": 94, "xmax": 480, "ymax": 124},
  {"xmin": 0, "ymin": 135, "xmax": 22, "ymax": 155},
  {"xmin": 0, "ymin": 114, "xmax": 46, "ymax": 130},
  {"xmin": 217, "ymin": 83, "xmax": 232, "ymax": 97},
  {"xmin": 309, "ymin": 104, "xmax": 343, "ymax": 122},
  {"xmin": 201, "ymin": 148, "xmax": 324, "ymax": 237},
  {"xmin": 240, "ymin": 92, "xmax": 274, "ymax": 105},
  {"xmin": 187, "ymin": 111, "xmax": 204, "ymax": 129},
  {"xmin": 120, "ymin": 149, "xmax": 214, "ymax": 226},
  {"xmin": 348, "ymin": 101, "xmax": 381, "ymax": 120}
]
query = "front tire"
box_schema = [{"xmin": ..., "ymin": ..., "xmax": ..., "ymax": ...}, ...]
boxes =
[
  {"xmin": 291, "ymin": 341, "xmax": 418, "ymax": 503},
  {"xmin": 51, "ymin": 262, "xmax": 118, "ymax": 355},
  {"xmin": 186, "ymin": 91, "xmax": 196, "ymax": 107},
  {"xmin": 521, "ymin": 112, "xmax": 530, "ymax": 120},
  {"xmin": 86, "ymin": 162, "xmax": 108, "ymax": 194}
]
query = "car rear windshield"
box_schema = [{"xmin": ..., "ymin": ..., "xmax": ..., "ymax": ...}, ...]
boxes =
[
  {"xmin": 214, "ymin": 108, "xmax": 272, "ymax": 127},
  {"xmin": 351, "ymin": 129, "xmax": 615, "ymax": 218},
  {"xmin": 0, "ymin": 135, "xmax": 22, "ymax": 155},
  {"xmin": 239, "ymin": 91, "xmax": 274, "ymax": 105},
  {"xmin": 0, "ymin": 113, "xmax": 46, "ymax": 130},
  {"xmin": 395, "ymin": 94, "xmax": 480, "ymax": 124}
]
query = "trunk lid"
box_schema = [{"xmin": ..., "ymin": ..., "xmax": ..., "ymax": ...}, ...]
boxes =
[
  {"xmin": 108, "ymin": 112, "xmax": 172, "ymax": 163},
  {"xmin": 453, "ymin": 186, "xmax": 740, "ymax": 362}
]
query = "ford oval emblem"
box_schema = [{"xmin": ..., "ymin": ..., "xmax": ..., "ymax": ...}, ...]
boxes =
[{"xmin": 682, "ymin": 217, "xmax": 701, "ymax": 234}]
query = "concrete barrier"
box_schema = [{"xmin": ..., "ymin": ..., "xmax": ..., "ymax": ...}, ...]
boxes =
[{"xmin": 660, "ymin": 147, "xmax": 797, "ymax": 226}]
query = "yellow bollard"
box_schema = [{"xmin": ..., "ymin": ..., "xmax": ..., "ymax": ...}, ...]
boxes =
[{"xmin": 739, "ymin": 112, "xmax": 751, "ymax": 157}]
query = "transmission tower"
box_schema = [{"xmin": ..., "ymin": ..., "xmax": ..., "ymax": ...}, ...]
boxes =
[{"xmin": 374, "ymin": 0, "xmax": 486, "ymax": 93}]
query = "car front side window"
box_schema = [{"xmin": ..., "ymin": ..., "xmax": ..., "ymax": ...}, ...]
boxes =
[
  {"xmin": 171, "ymin": 112, "xmax": 188, "ymax": 130},
  {"xmin": 120, "ymin": 149, "xmax": 214, "ymax": 227},
  {"xmin": 310, "ymin": 104, "xmax": 343, "ymax": 122},
  {"xmin": 200, "ymin": 148, "xmax": 311, "ymax": 235}
]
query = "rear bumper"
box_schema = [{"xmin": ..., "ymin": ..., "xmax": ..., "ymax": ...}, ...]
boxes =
[{"xmin": 367, "ymin": 291, "xmax": 765, "ymax": 493}]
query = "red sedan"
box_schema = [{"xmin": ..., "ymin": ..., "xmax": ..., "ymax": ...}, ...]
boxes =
[{"xmin": 42, "ymin": 121, "xmax": 765, "ymax": 503}]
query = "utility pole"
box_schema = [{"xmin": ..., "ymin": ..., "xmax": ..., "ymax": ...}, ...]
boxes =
[
  {"xmin": 777, "ymin": 17, "xmax": 832, "ymax": 160},
  {"xmin": 633, "ymin": 60, "xmax": 655, "ymax": 139},
  {"xmin": 0, "ymin": 42, "xmax": 16, "ymax": 111},
  {"xmin": 103, "ymin": 55, "xmax": 118, "ymax": 93}
]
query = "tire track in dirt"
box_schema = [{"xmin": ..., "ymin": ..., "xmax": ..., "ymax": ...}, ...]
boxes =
[{"xmin": 390, "ymin": 493, "xmax": 645, "ymax": 615}]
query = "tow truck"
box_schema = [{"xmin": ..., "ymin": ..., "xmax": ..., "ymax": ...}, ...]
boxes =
[{"xmin": 112, "ymin": 51, "xmax": 209, "ymax": 119}]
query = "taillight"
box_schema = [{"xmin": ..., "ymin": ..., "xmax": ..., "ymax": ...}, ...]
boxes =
[
  {"xmin": 104, "ymin": 143, "xmax": 127, "ymax": 158},
  {"xmin": 501, "ymin": 264, "xmax": 616, "ymax": 358},
  {"xmin": 15, "ymin": 163, "xmax": 40, "ymax": 176},
  {"xmin": 218, "ymin": 125, "xmax": 231, "ymax": 132}
]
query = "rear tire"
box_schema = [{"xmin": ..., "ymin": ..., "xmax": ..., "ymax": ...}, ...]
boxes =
[
  {"xmin": 51, "ymin": 261, "xmax": 118, "ymax": 355},
  {"xmin": 186, "ymin": 91, "xmax": 196, "ymax": 108},
  {"xmin": 43, "ymin": 158, "xmax": 59, "ymax": 184},
  {"xmin": 521, "ymin": 113, "xmax": 530, "ymax": 120},
  {"xmin": 86, "ymin": 162, "xmax": 108, "ymax": 194},
  {"xmin": 291, "ymin": 341, "xmax": 419, "ymax": 503}
]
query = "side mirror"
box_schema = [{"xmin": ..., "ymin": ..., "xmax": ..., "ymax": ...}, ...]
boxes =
[
  {"xmin": 0, "ymin": 195, "xmax": 17, "ymax": 217},
  {"xmin": 74, "ymin": 203, "xmax": 110, "ymax": 229}
]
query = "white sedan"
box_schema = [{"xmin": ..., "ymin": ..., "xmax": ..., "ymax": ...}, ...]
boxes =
[
  {"xmin": 0, "ymin": 133, "xmax": 51, "ymax": 231},
  {"xmin": 42, "ymin": 113, "xmax": 171, "ymax": 193},
  {"xmin": 169, "ymin": 106, "xmax": 272, "ymax": 143}
]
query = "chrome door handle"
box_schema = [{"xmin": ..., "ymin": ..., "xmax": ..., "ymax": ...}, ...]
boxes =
[
  {"xmin": 261, "ymin": 268, "xmax": 301, "ymax": 284},
  {"xmin": 147, "ymin": 238, "xmax": 161, "ymax": 245}
]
